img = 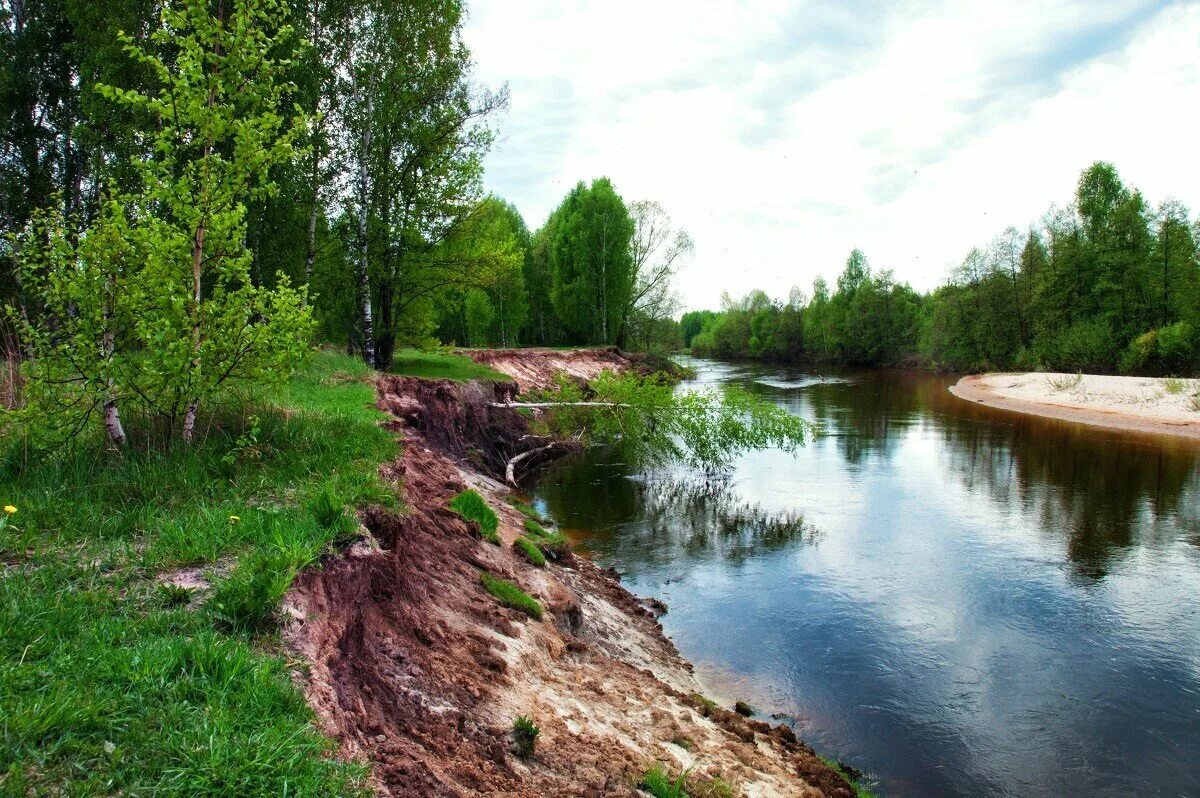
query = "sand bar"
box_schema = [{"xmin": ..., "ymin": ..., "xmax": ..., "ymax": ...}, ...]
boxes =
[{"xmin": 950, "ymin": 372, "xmax": 1200, "ymax": 441}]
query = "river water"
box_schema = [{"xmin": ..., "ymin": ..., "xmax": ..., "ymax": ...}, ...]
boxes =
[{"xmin": 531, "ymin": 358, "xmax": 1200, "ymax": 797}]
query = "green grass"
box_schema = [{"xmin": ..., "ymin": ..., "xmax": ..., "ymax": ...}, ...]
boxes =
[
  {"xmin": 513, "ymin": 536, "xmax": 546, "ymax": 567},
  {"xmin": 522, "ymin": 518, "xmax": 570, "ymax": 557},
  {"xmin": 640, "ymin": 765, "xmax": 735, "ymax": 798},
  {"xmin": 479, "ymin": 572, "xmax": 542, "ymax": 620},
  {"xmin": 388, "ymin": 348, "xmax": 511, "ymax": 382},
  {"xmin": 0, "ymin": 349, "xmax": 395, "ymax": 796},
  {"xmin": 1163, "ymin": 377, "xmax": 1189, "ymax": 395},
  {"xmin": 511, "ymin": 714, "xmax": 539, "ymax": 759},
  {"xmin": 449, "ymin": 489, "xmax": 500, "ymax": 543},
  {"xmin": 509, "ymin": 499, "xmax": 548, "ymax": 524}
]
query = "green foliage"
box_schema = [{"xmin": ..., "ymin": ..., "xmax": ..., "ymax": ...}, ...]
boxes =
[
  {"xmin": 0, "ymin": 351, "xmax": 390, "ymax": 796},
  {"xmin": 513, "ymin": 536, "xmax": 547, "ymax": 567},
  {"xmin": 465, "ymin": 290, "xmax": 496, "ymax": 347},
  {"xmin": 687, "ymin": 163, "xmax": 1200, "ymax": 377},
  {"xmin": 6, "ymin": 0, "xmax": 314, "ymax": 446},
  {"xmin": 511, "ymin": 714, "xmax": 540, "ymax": 759},
  {"xmin": 156, "ymin": 582, "xmax": 195, "ymax": 608},
  {"xmin": 547, "ymin": 178, "xmax": 636, "ymax": 345},
  {"xmin": 450, "ymin": 490, "xmax": 500, "ymax": 543},
  {"xmin": 1163, "ymin": 378, "xmax": 1187, "ymax": 395},
  {"xmin": 479, "ymin": 572, "xmax": 542, "ymax": 619},
  {"xmin": 510, "ymin": 500, "xmax": 548, "ymax": 523},
  {"xmin": 531, "ymin": 370, "xmax": 810, "ymax": 471}
]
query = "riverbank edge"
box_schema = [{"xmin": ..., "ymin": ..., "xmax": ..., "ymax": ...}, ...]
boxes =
[
  {"xmin": 949, "ymin": 373, "xmax": 1200, "ymax": 441},
  {"xmin": 282, "ymin": 351, "xmax": 862, "ymax": 797}
]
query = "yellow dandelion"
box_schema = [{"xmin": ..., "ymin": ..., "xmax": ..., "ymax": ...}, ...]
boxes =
[{"xmin": 3, "ymin": 505, "xmax": 15, "ymax": 515}]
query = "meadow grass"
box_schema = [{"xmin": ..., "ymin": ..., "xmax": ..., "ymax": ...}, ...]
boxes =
[
  {"xmin": 479, "ymin": 572, "xmax": 542, "ymax": 619},
  {"xmin": 389, "ymin": 347, "xmax": 511, "ymax": 382},
  {"xmin": 0, "ymin": 349, "xmax": 396, "ymax": 796}
]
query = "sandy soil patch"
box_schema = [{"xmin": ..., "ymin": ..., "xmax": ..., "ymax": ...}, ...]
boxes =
[{"xmin": 950, "ymin": 372, "xmax": 1200, "ymax": 440}]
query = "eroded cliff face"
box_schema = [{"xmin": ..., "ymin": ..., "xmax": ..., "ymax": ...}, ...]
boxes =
[{"xmin": 284, "ymin": 363, "xmax": 855, "ymax": 798}]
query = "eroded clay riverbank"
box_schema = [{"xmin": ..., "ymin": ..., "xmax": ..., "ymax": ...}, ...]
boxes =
[{"xmin": 283, "ymin": 351, "xmax": 856, "ymax": 797}]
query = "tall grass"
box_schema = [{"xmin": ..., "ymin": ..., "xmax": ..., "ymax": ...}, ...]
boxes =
[{"xmin": 0, "ymin": 349, "xmax": 393, "ymax": 795}]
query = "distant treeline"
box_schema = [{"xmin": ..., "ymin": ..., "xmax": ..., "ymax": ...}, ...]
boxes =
[{"xmin": 684, "ymin": 162, "xmax": 1200, "ymax": 375}]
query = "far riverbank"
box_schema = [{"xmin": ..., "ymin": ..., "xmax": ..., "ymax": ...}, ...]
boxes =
[{"xmin": 950, "ymin": 372, "xmax": 1200, "ymax": 440}]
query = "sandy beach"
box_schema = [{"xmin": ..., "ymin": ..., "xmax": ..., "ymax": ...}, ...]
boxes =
[{"xmin": 950, "ymin": 372, "xmax": 1200, "ymax": 440}]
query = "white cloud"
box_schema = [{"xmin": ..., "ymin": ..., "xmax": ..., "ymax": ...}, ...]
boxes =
[{"xmin": 463, "ymin": 0, "xmax": 1200, "ymax": 310}]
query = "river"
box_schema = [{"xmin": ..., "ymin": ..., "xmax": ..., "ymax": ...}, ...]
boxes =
[{"xmin": 530, "ymin": 357, "xmax": 1200, "ymax": 798}]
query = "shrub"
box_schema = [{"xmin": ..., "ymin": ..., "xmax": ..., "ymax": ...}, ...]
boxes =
[
  {"xmin": 1119, "ymin": 322, "xmax": 1198, "ymax": 375},
  {"xmin": 1164, "ymin": 377, "xmax": 1187, "ymax": 395},
  {"xmin": 479, "ymin": 572, "xmax": 542, "ymax": 620},
  {"xmin": 689, "ymin": 693, "xmax": 718, "ymax": 717},
  {"xmin": 513, "ymin": 537, "xmax": 546, "ymax": 567},
  {"xmin": 1035, "ymin": 319, "xmax": 1114, "ymax": 373},
  {"xmin": 734, "ymin": 700, "xmax": 755, "ymax": 717},
  {"xmin": 512, "ymin": 714, "xmax": 539, "ymax": 758},
  {"xmin": 450, "ymin": 490, "xmax": 499, "ymax": 543}
]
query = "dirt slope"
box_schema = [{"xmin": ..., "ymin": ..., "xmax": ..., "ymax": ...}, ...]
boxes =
[
  {"xmin": 284, "ymin": 371, "xmax": 855, "ymax": 797},
  {"xmin": 458, "ymin": 347, "xmax": 636, "ymax": 393}
]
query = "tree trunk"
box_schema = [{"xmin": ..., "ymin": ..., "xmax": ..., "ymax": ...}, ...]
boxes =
[
  {"xmin": 353, "ymin": 83, "xmax": 374, "ymax": 368},
  {"xmin": 182, "ymin": 402, "xmax": 198, "ymax": 444}
]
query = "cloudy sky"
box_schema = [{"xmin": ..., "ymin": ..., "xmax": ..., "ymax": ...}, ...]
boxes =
[{"xmin": 462, "ymin": 1, "xmax": 1200, "ymax": 311}]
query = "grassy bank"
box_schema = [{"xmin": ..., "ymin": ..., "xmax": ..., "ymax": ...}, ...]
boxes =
[
  {"xmin": 389, "ymin": 348, "xmax": 511, "ymax": 382},
  {"xmin": 0, "ymin": 351, "xmax": 396, "ymax": 796}
]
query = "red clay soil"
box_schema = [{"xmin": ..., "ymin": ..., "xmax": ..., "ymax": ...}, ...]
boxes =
[
  {"xmin": 283, "ymin": 371, "xmax": 856, "ymax": 797},
  {"xmin": 457, "ymin": 347, "xmax": 639, "ymax": 393}
]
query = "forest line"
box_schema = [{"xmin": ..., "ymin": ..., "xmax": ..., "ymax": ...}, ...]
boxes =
[{"xmin": 683, "ymin": 162, "xmax": 1200, "ymax": 376}]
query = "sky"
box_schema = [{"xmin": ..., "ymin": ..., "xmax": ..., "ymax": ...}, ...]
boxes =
[{"xmin": 462, "ymin": 0, "xmax": 1200, "ymax": 312}]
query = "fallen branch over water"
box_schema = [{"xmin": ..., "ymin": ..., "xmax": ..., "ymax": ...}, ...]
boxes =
[
  {"xmin": 505, "ymin": 441, "xmax": 571, "ymax": 486},
  {"xmin": 490, "ymin": 401, "xmax": 631, "ymax": 408}
]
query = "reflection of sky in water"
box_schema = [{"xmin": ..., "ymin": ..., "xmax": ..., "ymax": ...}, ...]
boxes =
[{"xmin": 534, "ymin": 359, "xmax": 1200, "ymax": 798}]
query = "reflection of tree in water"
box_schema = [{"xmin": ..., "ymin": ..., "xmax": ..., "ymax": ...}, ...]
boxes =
[
  {"xmin": 937, "ymin": 400, "xmax": 1200, "ymax": 580},
  {"xmin": 619, "ymin": 476, "xmax": 819, "ymax": 569},
  {"xmin": 768, "ymin": 370, "xmax": 933, "ymax": 466},
  {"xmin": 538, "ymin": 461, "xmax": 818, "ymax": 573}
]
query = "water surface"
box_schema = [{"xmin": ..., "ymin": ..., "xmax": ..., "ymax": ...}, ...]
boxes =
[{"xmin": 532, "ymin": 358, "xmax": 1200, "ymax": 797}]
